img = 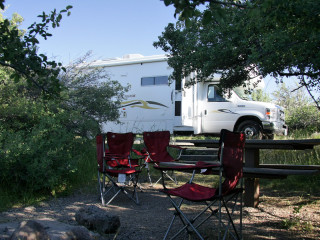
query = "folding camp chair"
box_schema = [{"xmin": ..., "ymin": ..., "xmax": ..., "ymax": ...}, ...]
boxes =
[
  {"xmin": 142, "ymin": 131, "xmax": 184, "ymax": 186},
  {"xmin": 154, "ymin": 129, "xmax": 245, "ymax": 240},
  {"xmin": 96, "ymin": 132, "xmax": 143, "ymax": 206}
]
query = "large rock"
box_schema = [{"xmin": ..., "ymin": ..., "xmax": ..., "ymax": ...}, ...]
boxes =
[
  {"xmin": 9, "ymin": 220, "xmax": 50, "ymax": 240},
  {"xmin": 2, "ymin": 219, "xmax": 101, "ymax": 240},
  {"xmin": 75, "ymin": 205, "xmax": 120, "ymax": 234},
  {"xmin": 65, "ymin": 226, "xmax": 94, "ymax": 240}
]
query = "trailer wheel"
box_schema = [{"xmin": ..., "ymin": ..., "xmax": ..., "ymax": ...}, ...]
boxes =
[{"xmin": 237, "ymin": 120, "xmax": 262, "ymax": 139}]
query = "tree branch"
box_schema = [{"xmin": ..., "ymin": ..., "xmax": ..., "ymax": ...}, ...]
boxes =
[
  {"xmin": 277, "ymin": 71, "xmax": 320, "ymax": 79},
  {"xmin": 0, "ymin": 60, "xmax": 47, "ymax": 92},
  {"xmin": 300, "ymin": 76, "xmax": 320, "ymax": 111}
]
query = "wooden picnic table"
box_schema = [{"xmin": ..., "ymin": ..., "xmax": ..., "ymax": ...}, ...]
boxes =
[{"xmin": 176, "ymin": 138, "xmax": 320, "ymax": 207}]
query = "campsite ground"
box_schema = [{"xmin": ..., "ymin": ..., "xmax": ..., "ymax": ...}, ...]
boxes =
[{"xmin": 1, "ymin": 181, "xmax": 319, "ymax": 240}]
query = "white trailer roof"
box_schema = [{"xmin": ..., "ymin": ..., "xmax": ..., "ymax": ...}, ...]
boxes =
[{"xmin": 89, "ymin": 54, "xmax": 168, "ymax": 67}]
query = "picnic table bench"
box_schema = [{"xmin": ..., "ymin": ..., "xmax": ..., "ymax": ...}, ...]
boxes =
[{"xmin": 175, "ymin": 138, "xmax": 320, "ymax": 207}]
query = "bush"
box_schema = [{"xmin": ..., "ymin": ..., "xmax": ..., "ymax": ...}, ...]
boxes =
[
  {"xmin": 287, "ymin": 105, "xmax": 320, "ymax": 134},
  {"xmin": 0, "ymin": 111, "xmax": 83, "ymax": 194},
  {"xmin": 0, "ymin": 54, "xmax": 128, "ymax": 200}
]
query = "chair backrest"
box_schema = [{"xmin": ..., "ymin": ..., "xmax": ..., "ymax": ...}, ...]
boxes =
[
  {"xmin": 143, "ymin": 131, "xmax": 174, "ymax": 163},
  {"xmin": 218, "ymin": 129, "xmax": 246, "ymax": 195},
  {"xmin": 96, "ymin": 134, "xmax": 104, "ymax": 172},
  {"xmin": 106, "ymin": 132, "xmax": 135, "ymax": 167},
  {"xmin": 106, "ymin": 132, "xmax": 134, "ymax": 155}
]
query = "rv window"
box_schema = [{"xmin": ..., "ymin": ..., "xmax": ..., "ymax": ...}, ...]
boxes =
[
  {"xmin": 155, "ymin": 76, "xmax": 168, "ymax": 85},
  {"xmin": 141, "ymin": 77, "xmax": 154, "ymax": 86},
  {"xmin": 207, "ymin": 85, "xmax": 227, "ymax": 102},
  {"xmin": 141, "ymin": 76, "xmax": 169, "ymax": 86}
]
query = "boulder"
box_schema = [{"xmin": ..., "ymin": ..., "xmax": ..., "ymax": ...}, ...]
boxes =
[
  {"xmin": 65, "ymin": 226, "xmax": 94, "ymax": 240},
  {"xmin": 9, "ymin": 220, "xmax": 50, "ymax": 240},
  {"xmin": 75, "ymin": 205, "xmax": 120, "ymax": 234}
]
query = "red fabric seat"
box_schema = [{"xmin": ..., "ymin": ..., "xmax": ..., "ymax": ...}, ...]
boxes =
[{"xmin": 162, "ymin": 183, "xmax": 218, "ymax": 202}]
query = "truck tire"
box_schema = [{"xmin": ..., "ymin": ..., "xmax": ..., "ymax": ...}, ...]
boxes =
[{"xmin": 237, "ymin": 120, "xmax": 262, "ymax": 139}]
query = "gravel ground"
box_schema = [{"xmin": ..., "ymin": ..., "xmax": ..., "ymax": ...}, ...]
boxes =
[{"xmin": 0, "ymin": 183, "xmax": 320, "ymax": 240}]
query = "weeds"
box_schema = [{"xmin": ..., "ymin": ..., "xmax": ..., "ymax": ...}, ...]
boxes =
[{"xmin": 281, "ymin": 204, "xmax": 314, "ymax": 232}]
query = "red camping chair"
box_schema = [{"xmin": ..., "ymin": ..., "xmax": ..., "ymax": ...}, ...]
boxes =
[
  {"xmin": 143, "ymin": 131, "xmax": 184, "ymax": 186},
  {"xmin": 96, "ymin": 132, "xmax": 143, "ymax": 206},
  {"xmin": 154, "ymin": 129, "xmax": 245, "ymax": 240}
]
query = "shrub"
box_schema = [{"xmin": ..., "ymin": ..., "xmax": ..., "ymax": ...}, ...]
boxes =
[{"xmin": 0, "ymin": 110, "xmax": 82, "ymax": 194}]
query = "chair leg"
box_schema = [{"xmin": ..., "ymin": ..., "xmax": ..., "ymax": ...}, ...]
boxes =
[
  {"xmin": 145, "ymin": 163, "xmax": 153, "ymax": 186},
  {"xmin": 98, "ymin": 172, "xmax": 105, "ymax": 205},
  {"xmin": 98, "ymin": 172, "xmax": 109, "ymax": 206},
  {"xmin": 126, "ymin": 174, "xmax": 140, "ymax": 204},
  {"xmin": 99, "ymin": 173, "xmax": 141, "ymax": 206},
  {"xmin": 220, "ymin": 192, "xmax": 242, "ymax": 240},
  {"xmin": 164, "ymin": 197, "xmax": 205, "ymax": 240},
  {"xmin": 153, "ymin": 170, "xmax": 177, "ymax": 187},
  {"xmin": 164, "ymin": 170, "xmax": 177, "ymax": 184}
]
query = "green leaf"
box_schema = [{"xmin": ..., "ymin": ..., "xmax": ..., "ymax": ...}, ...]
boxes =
[
  {"xmin": 31, "ymin": 37, "xmax": 39, "ymax": 44},
  {"xmin": 57, "ymin": 14, "xmax": 62, "ymax": 23},
  {"xmin": 40, "ymin": 54, "xmax": 48, "ymax": 62},
  {"xmin": 164, "ymin": 0, "xmax": 173, "ymax": 6},
  {"xmin": 202, "ymin": 10, "xmax": 212, "ymax": 25},
  {"xmin": 184, "ymin": 18, "xmax": 192, "ymax": 28}
]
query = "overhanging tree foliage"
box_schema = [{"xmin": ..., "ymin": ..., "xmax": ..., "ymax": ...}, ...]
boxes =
[
  {"xmin": 158, "ymin": 0, "xmax": 320, "ymax": 108},
  {"xmin": 0, "ymin": 2, "xmax": 72, "ymax": 97}
]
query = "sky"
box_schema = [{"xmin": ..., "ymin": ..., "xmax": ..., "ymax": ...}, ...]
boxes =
[
  {"xmin": 3, "ymin": 0, "xmax": 177, "ymax": 64},
  {"xmin": 2, "ymin": 0, "xmax": 302, "ymax": 97}
]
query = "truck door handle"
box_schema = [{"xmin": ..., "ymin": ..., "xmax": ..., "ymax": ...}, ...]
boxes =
[{"xmin": 204, "ymin": 110, "xmax": 207, "ymax": 115}]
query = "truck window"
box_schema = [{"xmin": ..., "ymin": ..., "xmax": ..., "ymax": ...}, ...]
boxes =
[
  {"xmin": 141, "ymin": 76, "xmax": 169, "ymax": 86},
  {"xmin": 207, "ymin": 85, "xmax": 227, "ymax": 102}
]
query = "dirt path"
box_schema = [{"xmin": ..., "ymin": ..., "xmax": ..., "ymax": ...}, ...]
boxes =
[{"xmin": 1, "ymin": 184, "xmax": 319, "ymax": 239}]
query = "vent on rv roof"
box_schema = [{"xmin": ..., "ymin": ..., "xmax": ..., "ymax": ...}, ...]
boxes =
[{"xmin": 122, "ymin": 54, "xmax": 144, "ymax": 59}]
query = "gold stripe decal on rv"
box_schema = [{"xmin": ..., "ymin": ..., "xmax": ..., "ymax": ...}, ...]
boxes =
[{"xmin": 121, "ymin": 100, "xmax": 169, "ymax": 109}]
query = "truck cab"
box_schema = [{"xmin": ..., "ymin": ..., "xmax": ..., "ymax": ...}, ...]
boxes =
[{"xmin": 179, "ymin": 81, "xmax": 287, "ymax": 139}]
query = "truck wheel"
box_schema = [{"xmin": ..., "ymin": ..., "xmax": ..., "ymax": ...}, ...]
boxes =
[{"xmin": 237, "ymin": 120, "xmax": 262, "ymax": 139}]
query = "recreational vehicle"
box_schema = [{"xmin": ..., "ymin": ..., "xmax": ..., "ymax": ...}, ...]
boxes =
[{"xmin": 90, "ymin": 54, "xmax": 287, "ymax": 139}]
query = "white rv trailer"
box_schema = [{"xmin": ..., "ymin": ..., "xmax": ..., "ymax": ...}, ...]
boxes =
[{"xmin": 90, "ymin": 54, "xmax": 287, "ymax": 139}]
